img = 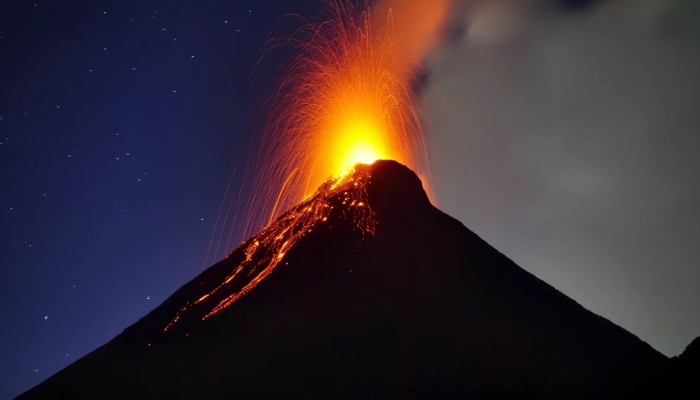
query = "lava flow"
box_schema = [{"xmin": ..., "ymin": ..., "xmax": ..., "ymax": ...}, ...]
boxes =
[{"xmin": 165, "ymin": 165, "xmax": 375, "ymax": 331}]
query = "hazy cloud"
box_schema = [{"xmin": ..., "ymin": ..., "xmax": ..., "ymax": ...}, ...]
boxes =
[{"xmin": 424, "ymin": 0, "xmax": 700, "ymax": 356}]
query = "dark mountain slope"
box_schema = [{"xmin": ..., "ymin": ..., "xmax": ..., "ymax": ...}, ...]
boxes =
[
  {"xmin": 657, "ymin": 335, "xmax": 700, "ymax": 398},
  {"xmin": 19, "ymin": 160, "xmax": 671, "ymax": 399}
]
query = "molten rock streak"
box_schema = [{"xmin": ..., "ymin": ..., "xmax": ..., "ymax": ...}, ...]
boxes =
[{"xmin": 166, "ymin": 166, "xmax": 375, "ymax": 331}]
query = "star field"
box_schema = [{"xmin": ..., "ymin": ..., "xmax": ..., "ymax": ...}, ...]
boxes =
[{"xmin": 0, "ymin": 1, "xmax": 299, "ymax": 398}]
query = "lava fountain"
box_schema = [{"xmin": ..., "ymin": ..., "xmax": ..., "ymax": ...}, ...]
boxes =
[{"xmin": 211, "ymin": 1, "xmax": 434, "ymax": 253}]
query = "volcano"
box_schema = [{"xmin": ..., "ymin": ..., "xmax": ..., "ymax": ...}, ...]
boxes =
[{"xmin": 18, "ymin": 161, "xmax": 698, "ymax": 399}]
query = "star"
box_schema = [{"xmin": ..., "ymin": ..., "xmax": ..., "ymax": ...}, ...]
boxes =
[{"xmin": 44, "ymin": 316, "xmax": 47, "ymax": 320}]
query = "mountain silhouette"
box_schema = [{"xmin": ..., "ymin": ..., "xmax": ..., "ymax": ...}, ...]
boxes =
[{"xmin": 18, "ymin": 160, "xmax": 697, "ymax": 399}]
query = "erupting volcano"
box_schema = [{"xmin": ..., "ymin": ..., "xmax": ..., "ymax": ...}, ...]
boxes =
[
  {"xmin": 17, "ymin": 1, "xmax": 699, "ymax": 399},
  {"xmin": 211, "ymin": 0, "xmax": 434, "ymax": 260}
]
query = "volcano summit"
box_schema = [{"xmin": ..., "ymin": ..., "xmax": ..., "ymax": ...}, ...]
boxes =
[{"xmin": 18, "ymin": 161, "xmax": 698, "ymax": 399}]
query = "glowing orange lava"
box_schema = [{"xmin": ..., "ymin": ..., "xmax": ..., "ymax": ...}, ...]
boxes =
[{"xmin": 217, "ymin": 0, "xmax": 433, "ymax": 256}]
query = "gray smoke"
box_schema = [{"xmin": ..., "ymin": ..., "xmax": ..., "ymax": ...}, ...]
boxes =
[{"xmin": 423, "ymin": 0, "xmax": 700, "ymax": 356}]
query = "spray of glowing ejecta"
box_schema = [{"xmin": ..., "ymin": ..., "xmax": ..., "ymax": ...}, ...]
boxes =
[
  {"xmin": 176, "ymin": 1, "xmax": 447, "ymax": 329},
  {"xmin": 208, "ymin": 0, "xmax": 437, "ymax": 255}
]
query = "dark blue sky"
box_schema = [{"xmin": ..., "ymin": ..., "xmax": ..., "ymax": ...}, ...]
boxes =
[{"xmin": 0, "ymin": 1, "xmax": 302, "ymax": 397}]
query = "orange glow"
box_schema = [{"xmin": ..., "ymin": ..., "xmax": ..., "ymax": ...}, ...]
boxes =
[
  {"xmin": 379, "ymin": 0, "xmax": 452, "ymax": 63},
  {"xmin": 339, "ymin": 140, "xmax": 383, "ymax": 171},
  {"xmin": 218, "ymin": 0, "xmax": 434, "ymax": 254}
]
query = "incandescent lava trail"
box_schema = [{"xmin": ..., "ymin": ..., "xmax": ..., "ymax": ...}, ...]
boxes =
[{"xmin": 167, "ymin": 165, "xmax": 375, "ymax": 331}]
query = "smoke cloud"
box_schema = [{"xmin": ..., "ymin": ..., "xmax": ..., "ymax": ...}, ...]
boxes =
[
  {"xmin": 421, "ymin": 0, "xmax": 700, "ymax": 356},
  {"xmin": 377, "ymin": 0, "xmax": 452, "ymax": 62}
]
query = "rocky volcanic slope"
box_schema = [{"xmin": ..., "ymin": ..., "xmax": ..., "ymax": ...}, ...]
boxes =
[{"xmin": 20, "ymin": 160, "xmax": 696, "ymax": 399}]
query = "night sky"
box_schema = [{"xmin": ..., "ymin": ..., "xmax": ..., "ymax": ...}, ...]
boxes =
[
  {"xmin": 0, "ymin": 1, "xmax": 301, "ymax": 397},
  {"xmin": 2, "ymin": 0, "xmax": 699, "ymax": 398}
]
